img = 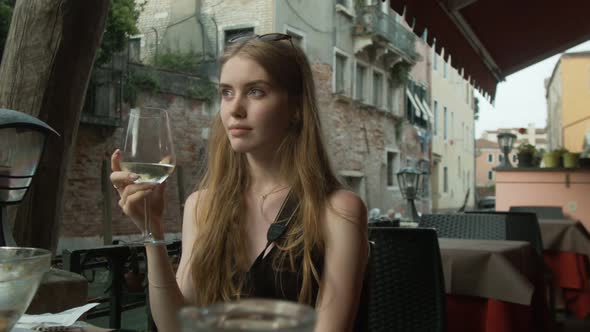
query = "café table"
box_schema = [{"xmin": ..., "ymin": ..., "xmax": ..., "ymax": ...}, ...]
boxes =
[
  {"xmin": 538, "ymin": 218, "xmax": 590, "ymax": 319},
  {"xmin": 438, "ymin": 238, "xmax": 551, "ymax": 332}
]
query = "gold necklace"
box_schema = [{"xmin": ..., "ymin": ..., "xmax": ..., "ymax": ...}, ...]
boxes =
[{"xmin": 259, "ymin": 185, "xmax": 290, "ymax": 215}]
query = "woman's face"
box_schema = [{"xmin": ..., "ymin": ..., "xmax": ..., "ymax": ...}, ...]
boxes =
[{"xmin": 219, "ymin": 56, "xmax": 292, "ymax": 155}]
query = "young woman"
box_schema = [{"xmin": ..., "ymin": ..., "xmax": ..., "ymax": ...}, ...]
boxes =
[{"xmin": 110, "ymin": 33, "xmax": 368, "ymax": 331}]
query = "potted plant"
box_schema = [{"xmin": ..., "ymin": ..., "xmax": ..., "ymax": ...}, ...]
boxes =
[
  {"xmin": 516, "ymin": 142, "xmax": 536, "ymax": 168},
  {"xmin": 543, "ymin": 147, "xmax": 567, "ymax": 168},
  {"xmin": 563, "ymin": 151, "xmax": 580, "ymax": 168}
]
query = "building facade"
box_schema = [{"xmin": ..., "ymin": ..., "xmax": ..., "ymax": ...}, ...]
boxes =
[
  {"xmin": 58, "ymin": 0, "xmax": 433, "ymax": 249},
  {"xmin": 546, "ymin": 51, "xmax": 590, "ymax": 152},
  {"xmin": 429, "ymin": 50, "xmax": 476, "ymax": 212},
  {"xmin": 475, "ymin": 138, "xmax": 517, "ymax": 188},
  {"xmin": 481, "ymin": 123, "xmax": 548, "ymax": 152},
  {"xmin": 195, "ymin": 0, "xmax": 430, "ymax": 215}
]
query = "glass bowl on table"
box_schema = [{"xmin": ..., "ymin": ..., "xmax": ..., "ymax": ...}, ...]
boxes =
[
  {"xmin": 0, "ymin": 247, "xmax": 51, "ymax": 332},
  {"xmin": 179, "ymin": 299, "xmax": 316, "ymax": 331}
]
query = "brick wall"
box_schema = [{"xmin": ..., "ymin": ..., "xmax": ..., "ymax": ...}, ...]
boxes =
[{"xmin": 59, "ymin": 90, "xmax": 209, "ymax": 251}]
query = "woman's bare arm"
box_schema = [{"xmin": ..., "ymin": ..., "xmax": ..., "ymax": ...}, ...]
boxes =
[
  {"xmin": 315, "ymin": 190, "xmax": 368, "ymax": 332},
  {"xmin": 146, "ymin": 191, "xmax": 200, "ymax": 332}
]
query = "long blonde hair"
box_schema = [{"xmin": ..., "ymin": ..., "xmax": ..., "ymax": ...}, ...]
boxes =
[{"xmin": 189, "ymin": 37, "xmax": 341, "ymax": 306}]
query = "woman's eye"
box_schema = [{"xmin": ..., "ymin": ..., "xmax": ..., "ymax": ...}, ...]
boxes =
[
  {"xmin": 248, "ymin": 88, "xmax": 265, "ymax": 97},
  {"xmin": 220, "ymin": 89, "xmax": 233, "ymax": 98}
]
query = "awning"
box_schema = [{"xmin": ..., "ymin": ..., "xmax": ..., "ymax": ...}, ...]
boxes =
[
  {"xmin": 420, "ymin": 98, "xmax": 434, "ymax": 120},
  {"xmin": 389, "ymin": 0, "xmax": 590, "ymax": 100},
  {"xmin": 413, "ymin": 93, "xmax": 430, "ymax": 120},
  {"xmin": 406, "ymin": 88, "xmax": 423, "ymax": 119}
]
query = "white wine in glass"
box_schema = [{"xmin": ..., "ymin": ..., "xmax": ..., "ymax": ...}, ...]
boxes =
[{"xmin": 120, "ymin": 107, "xmax": 176, "ymax": 244}]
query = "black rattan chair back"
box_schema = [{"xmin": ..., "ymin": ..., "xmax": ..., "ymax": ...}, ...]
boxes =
[
  {"xmin": 509, "ymin": 206, "xmax": 564, "ymax": 219},
  {"xmin": 367, "ymin": 227, "xmax": 447, "ymax": 332},
  {"xmin": 466, "ymin": 211, "xmax": 544, "ymax": 256},
  {"xmin": 420, "ymin": 213, "xmax": 506, "ymax": 240}
]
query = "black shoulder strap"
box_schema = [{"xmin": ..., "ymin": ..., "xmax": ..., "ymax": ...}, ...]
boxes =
[{"xmin": 267, "ymin": 190, "xmax": 300, "ymax": 243}]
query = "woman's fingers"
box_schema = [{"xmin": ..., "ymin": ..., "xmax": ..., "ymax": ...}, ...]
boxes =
[
  {"xmin": 111, "ymin": 149, "xmax": 122, "ymax": 172},
  {"xmin": 110, "ymin": 171, "xmax": 139, "ymax": 190}
]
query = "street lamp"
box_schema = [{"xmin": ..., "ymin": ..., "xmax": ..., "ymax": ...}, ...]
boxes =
[
  {"xmin": 397, "ymin": 166, "xmax": 422, "ymax": 225},
  {"xmin": 497, "ymin": 132, "xmax": 516, "ymax": 168},
  {"xmin": 0, "ymin": 109, "xmax": 59, "ymax": 246}
]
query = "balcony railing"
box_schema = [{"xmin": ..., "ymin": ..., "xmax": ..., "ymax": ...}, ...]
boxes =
[{"xmin": 355, "ymin": 5, "xmax": 419, "ymax": 61}]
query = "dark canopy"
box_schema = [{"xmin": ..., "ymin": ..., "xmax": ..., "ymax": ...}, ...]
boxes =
[{"xmin": 390, "ymin": 0, "xmax": 590, "ymax": 100}]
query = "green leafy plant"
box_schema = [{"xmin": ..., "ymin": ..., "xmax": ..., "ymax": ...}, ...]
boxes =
[
  {"xmin": 96, "ymin": 0, "xmax": 145, "ymax": 66},
  {"xmin": 553, "ymin": 147, "xmax": 569, "ymax": 157},
  {"xmin": 123, "ymin": 69, "xmax": 160, "ymax": 106},
  {"xmin": 0, "ymin": 0, "xmax": 13, "ymax": 58},
  {"xmin": 516, "ymin": 142, "xmax": 536, "ymax": 154},
  {"xmin": 153, "ymin": 50, "xmax": 200, "ymax": 74},
  {"xmin": 187, "ymin": 80, "xmax": 218, "ymax": 102}
]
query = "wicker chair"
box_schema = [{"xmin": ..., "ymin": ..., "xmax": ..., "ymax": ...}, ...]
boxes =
[
  {"xmin": 419, "ymin": 213, "xmax": 506, "ymax": 240},
  {"xmin": 366, "ymin": 227, "xmax": 447, "ymax": 332},
  {"xmin": 465, "ymin": 211, "xmax": 544, "ymax": 256},
  {"xmin": 509, "ymin": 206, "xmax": 565, "ymax": 219}
]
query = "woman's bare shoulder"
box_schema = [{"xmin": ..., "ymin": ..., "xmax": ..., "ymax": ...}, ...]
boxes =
[{"xmin": 325, "ymin": 189, "xmax": 367, "ymax": 224}]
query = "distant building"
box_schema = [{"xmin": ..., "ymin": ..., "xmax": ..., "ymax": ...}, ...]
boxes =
[
  {"xmin": 429, "ymin": 50, "xmax": 476, "ymax": 212},
  {"xmin": 545, "ymin": 51, "xmax": 590, "ymax": 152},
  {"xmin": 481, "ymin": 123, "xmax": 548, "ymax": 152},
  {"xmin": 475, "ymin": 138, "xmax": 518, "ymax": 189}
]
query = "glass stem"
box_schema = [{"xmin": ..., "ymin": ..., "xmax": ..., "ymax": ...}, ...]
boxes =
[{"xmin": 144, "ymin": 195, "xmax": 151, "ymax": 239}]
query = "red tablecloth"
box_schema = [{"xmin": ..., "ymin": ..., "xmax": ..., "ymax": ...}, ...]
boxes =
[
  {"xmin": 447, "ymin": 290, "xmax": 551, "ymax": 332},
  {"xmin": 544, "ymin": 252, "xmax": 590, "ymax": 319}
]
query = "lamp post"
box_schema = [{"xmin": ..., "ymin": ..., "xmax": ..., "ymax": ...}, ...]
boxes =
[
  {"xmin": 397, "ymin": 166, "xmax": 422, "ymax": 225},
  {"xmin": 0, "ymin": 109, "xmax": 59, "ymax": 246},
  {"xmin": 497, "ymin": 132, "xmax": 516, "ymax": 168}
]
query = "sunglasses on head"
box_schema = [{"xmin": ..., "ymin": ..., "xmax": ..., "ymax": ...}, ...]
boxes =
[{"xmin": 227, "ymin": 32, "xmax": 293, "ymax": 45}]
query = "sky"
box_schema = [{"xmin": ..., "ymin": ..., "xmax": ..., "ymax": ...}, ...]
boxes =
[{"xmin": 474, "ymin": 40, "xmax": 590, "ymax": 137}]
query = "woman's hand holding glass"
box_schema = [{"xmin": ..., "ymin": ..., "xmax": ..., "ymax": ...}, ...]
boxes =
[
  {"xmin": 110, "ymin": 149, "xmax": 167, "ymax": 239},
  {"xmin": 110, "ymin": 106, "xmax": 176, "ymax": 244}
]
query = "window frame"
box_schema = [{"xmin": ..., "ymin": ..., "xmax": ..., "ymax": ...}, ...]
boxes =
[
  {"xmin": 284, "ymin": 24, "xmax": 306, "ymax": 51},
  {"xmin": 385, "ymin": 148, "xmax": 401, "ymax": 190},
  {"xmin": 354, "ymin": 59, "xmax": 370, "ymax": 103},
  {"xmin": 333, "ymin": 47, "xmax": 351, "ymax": 96},
  {"xmin": 372, "ymin": 67, "xmax": 386, "ymax": 108}
]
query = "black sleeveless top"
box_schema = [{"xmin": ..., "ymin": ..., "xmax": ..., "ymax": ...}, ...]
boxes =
[
  {"xmin": 240, "ymin": 191, "xmax": 369, "ymax": 331},
  {"xmin": 241, "ymin": 191, "xmax": 323, "ymax": 305}
]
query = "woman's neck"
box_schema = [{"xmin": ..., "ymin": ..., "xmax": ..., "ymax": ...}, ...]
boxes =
[{"xmin": 246, "ymin": 153, "xmax": 288, "ymax": 194}]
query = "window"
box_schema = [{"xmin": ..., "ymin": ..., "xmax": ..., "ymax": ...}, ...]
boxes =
[
  {"xmin": 285, "ymin": 27, "xmax": 304, "ymax": 49},
  {"xmin": 443, "ymin": 107, "xmax": 448, "ymax": 140},
  {"xmin": 128, "ymin": 37, "xmax": 141, "ymax": 63},
  {"xmin": 433, "ymin": 100, "xmax": 438, "ymax": 136},
  {"xmin": 499, "ymin": 154, "xmax": 504, "ymax": 162},
  {"xmin": 387, "ymin": 79, "xmax": 393, "ymax": 111},
  {"xmin": 334, "ymin": 51, "xmax": 348, "ymax": 95},
  {"xmin": 512, "ymin": 155, "xmax": 517, "ymax": 163},
  {"xmin": 224, "ymin": 27, "xmax": 254, "ymax": 46},
  {"xmin": 488, "ymin": 171, "xmax": 494, "ymax": 180},
  {"xmin": 488, "ymin": 153, "xmax": 493, "ymax": 163},
  {"xmin": 461, "ymin": 122, "xmax": 465, "ymax": 148},
  {"xmin": 443, "ymin": 60, "xmax": 447, "ymax": 79},
  {"xmin": 451, "ymin": 112, "xmax": 456, "ymax": 139},
  {"xmin": 443, "ymin": 166, "xmax": 448, "ymax": 193},
  {"xmin": 386, "ymin": 150, "xmax": 399, "ymax": 187},
  {"xmin": 373, "ymin": 71, "xmax": 383, "ymax": 107},
  {"xmin": 355, "ymin": 63, "xmax": 367, "ymax": 102}
]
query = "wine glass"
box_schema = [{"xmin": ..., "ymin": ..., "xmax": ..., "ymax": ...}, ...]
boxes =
[{"xmin": 120, "ymin": 106, "xmax": 176, "ymax": 244}]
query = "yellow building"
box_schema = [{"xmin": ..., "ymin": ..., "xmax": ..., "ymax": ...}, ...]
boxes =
[{"xmin": 546, "ymin": 52, "xmax": 590, "ymax": 152}]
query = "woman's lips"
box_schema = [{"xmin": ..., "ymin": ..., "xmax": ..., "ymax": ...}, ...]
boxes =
[{"xmin": 229, "ymin": 128, "xmax": 251, "ymax": 136}]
